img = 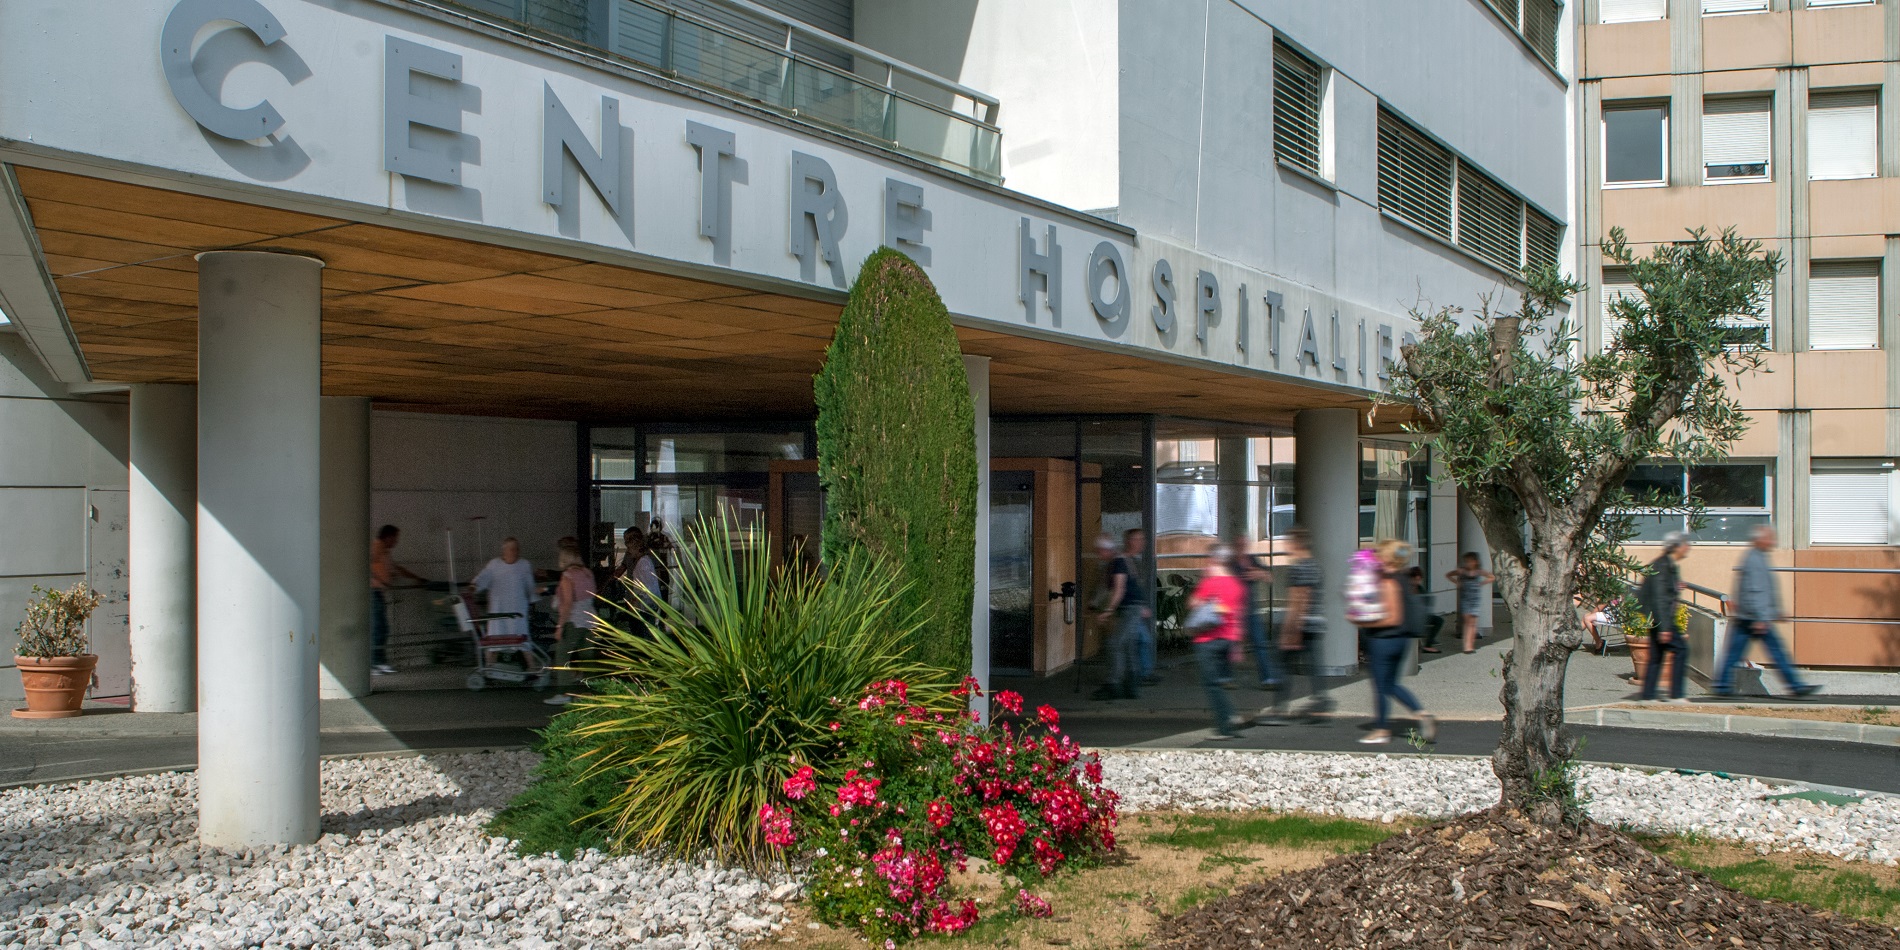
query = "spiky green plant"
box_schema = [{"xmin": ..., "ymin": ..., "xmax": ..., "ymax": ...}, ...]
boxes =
[{"xmin": 572, "ymin": 519, "xmax": 958, "ymax": 868}]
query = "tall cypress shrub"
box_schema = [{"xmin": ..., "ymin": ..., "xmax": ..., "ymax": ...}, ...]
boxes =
[{"xmin": 815, "ymin": 248, "xmax": 977, "ymax": 673}]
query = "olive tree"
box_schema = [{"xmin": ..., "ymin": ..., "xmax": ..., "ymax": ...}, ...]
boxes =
[{"xmin": 1388, "ymin": 228, "xmax": 1777, "ymax": 820}]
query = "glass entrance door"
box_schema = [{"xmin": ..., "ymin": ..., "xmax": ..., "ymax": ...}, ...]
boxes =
[{"xmin": 989, "ymin": 470, "xmax": 1036, "ymax": 675}]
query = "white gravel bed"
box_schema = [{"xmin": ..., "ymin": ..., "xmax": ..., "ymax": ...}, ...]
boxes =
[
  {"xmin": 0, "ymin": 752, "xmax": 790, "ymax": 950},
  {"xmin": 1099, "ymin": 749, "xmax": 1900, "ymax": 866}
]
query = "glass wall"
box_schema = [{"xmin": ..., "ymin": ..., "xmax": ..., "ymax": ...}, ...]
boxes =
[{"xmin": 1360, "ymin": 439, "xmax": 1434, "ymax": 578}]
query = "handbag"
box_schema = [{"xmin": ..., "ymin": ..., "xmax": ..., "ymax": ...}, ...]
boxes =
[{"xmin": 1184, "ymin": 600, "xmax": 1224, "ymax": 634}]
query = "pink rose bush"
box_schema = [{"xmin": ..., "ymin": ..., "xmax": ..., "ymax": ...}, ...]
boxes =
[{"xmin": 761, "ymin": 678, "xmax": 1119, "ymax": 944}]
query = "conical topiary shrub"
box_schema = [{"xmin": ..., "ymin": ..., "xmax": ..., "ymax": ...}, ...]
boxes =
[{"xmin": 815, "ymin": 248, "xmax": 977, "ymax": 674}]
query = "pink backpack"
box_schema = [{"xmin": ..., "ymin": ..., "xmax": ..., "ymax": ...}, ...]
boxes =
[{"xmin": 1344, "ymin": 549, "xmax": 1390, "ymax": 626}]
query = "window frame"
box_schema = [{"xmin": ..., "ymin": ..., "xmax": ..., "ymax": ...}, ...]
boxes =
[
  {"xmin": 1701, "ymin": 0, "xmax": 1770, "ymax": 16},
  {"xmin": 1603, "ymin": 102, "xmax": 1670, "ymax": 188},
  {"xmin": 1702, "ymin": 96, "xmax": 1773, "ymax": 184},
  {"xmin": 1807, "ymin": 259, "xmax": 1883, "ymax": 351},
  {"xmin": 1614, "ymin": 460, "xmax": 1775, "ymax": 544},
  {"xmin": 1809, "ymin": 459, "xmax": 1897, "ymax": 546},
  {"xmin": 1271, "ymin": 37, "xmax": 1333, "ymax": 183},
  {"xmin": 1599, "ymin": 0, "xmax": 1669, "ymax": 22},
  {"xmin": 1807, "ymin": 88, "xmax": 1880, "ymax": 181}
]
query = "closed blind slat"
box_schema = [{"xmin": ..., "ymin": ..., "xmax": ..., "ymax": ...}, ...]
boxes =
[
  {"xmin": 1273, "ymin": 41, "xmax": 1325, "ymax": 175},
  {"xmin": 1703, "ymin": 0, "xmax": 1768, "ymax": 13},
  {"xmin": 1808, "ymin": 91, "xmax": 1879, "ymax": 180},
  {"xmin": 1456, "ymin": 163, "xmax": 1524, "ymax": 272},
  {"xmin": 1601, "ymin": 0, "xmax": 1666, "ymax": 22},
  {"xmin": 1526, "ymin": 209, "xmax": 1562, "ymax": 272},
  {"xmin": 1808, "ymin": 261, "xmax": 1880, "ymax": 350},
  {"xmin": 1522, "ymin": 0, "xmax": 1560, "ymax": 63},
  {"xmin": 1703, "ymin": 99, "xmax": 1771, "ymax": 169},
  {"xmin": 1602, "ymin": 278, "xmax": 1639, "ymax": 347},
  {"xmin": 1378, "ymin": 108, "xmax": 1455, "ymax": 239},
  {"xmin": 1810, "ymin": 470, "xmax": 1891, "ymax": 545}
]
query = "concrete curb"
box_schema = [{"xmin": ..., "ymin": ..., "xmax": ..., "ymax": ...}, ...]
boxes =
[{"xmin": 1564, "ymin": 707, "xmax": 1900, "ymax": 747}]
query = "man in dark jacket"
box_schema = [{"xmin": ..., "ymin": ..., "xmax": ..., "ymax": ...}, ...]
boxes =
[
  {"xmin": 1714, "ymin": 526, "xmax": 1820, "ymax": 698},
  {"xmin": 1639, "ymin": 532, "xmax": 1692, "ymax": 702}
]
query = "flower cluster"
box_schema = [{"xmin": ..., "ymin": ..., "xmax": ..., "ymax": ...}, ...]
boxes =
[{"xmin": 761, "ymin": 678, "xmax": 1119, "ymax": 944}]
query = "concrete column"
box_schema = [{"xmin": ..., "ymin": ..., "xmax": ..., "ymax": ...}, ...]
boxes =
[
  {"xmin": 196, "ymin": 251, "xmax": 324, "ymax": 847},
  {"xmin": 320, "ymin": 397, "xmax": 372, "ymax": 700},
  {"xmin": 128, "ymin": 383, "xmax": 197, "ymax": 713},
  {"xmin": 1456, "ymin": 493, "xmax": 1495, "ymax": 636},
  {"xmin": 964, "ymin": 354, "xmax": 991, "ymax": 723},
  {"xmin": 1295, "ymin": 408, "xmax": 1359, "ymax": 676}
]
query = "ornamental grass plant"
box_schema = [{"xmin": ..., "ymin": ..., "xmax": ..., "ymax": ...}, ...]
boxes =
[
  {"xmin": 567, "ymin": 520, "xmax": 959, "ymax": 869},
  {"xmin": 762, "ymin": 680, "xmax": 1120, "ymax": 944}
]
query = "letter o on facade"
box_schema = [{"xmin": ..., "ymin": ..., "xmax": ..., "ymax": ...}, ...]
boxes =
[{"xmin": 1088, "ymin": 241, "xmax": 1130, "ymax": 337}]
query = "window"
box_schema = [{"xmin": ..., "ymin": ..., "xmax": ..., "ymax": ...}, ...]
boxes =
[
  {"xmin": 1526, "ymin": 208, "xmax": 1563, "ymax": 272},
  {"xmin": 1273, "ymin": 39, "xmax": 1328, "ymax": 178},
  {"xmin": 1378, "ymin": 107, "xmax": 1456, "ymax": 239},
  {"xmin": 1808, "ymin": 90, "xmax": 1879, "ymax": 180},
  {"xmin": 1605, "ymin": 104, "xmax": 1667, "ymax": 185},
  {"xmin": 1810, "ymin": 460, "xmax": 1896, "ymax": 545},
  {"xmin": 1808, "ymin": 260, "xmax": 1881, "ymax": 349},
  {"xmin": 1456, "ymin": 165, "xmax": 1525, "ymax": 273},
  {"xmin": 1482, "ymin": 0, "xmax": 1560, "ymax": 68},
  {"xmin": 1600, "ymin": 268, "xmax": 1639, "ymax": 346},
  {"xmin": 1703, "ymin": 0, "xmax": 1768, "ymax": 13},
  {"xmin": 1703, "ymin": 98, "xmax": 1771, "ymax": 181},
  {"xmin": 1601, "ymin": 0, "xmax": 1667, "ymax": 21},
  {"xmin": 1618, "ymin": 461, "xmax": 1773, "ymax": 543},
  {"xmin": 1720, "ymin": 280, "xmax": 1774, "ymax": 348}
]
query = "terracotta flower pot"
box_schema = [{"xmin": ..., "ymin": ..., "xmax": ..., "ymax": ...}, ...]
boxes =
[
  {"xmin": 12, "ymin": 654, "xmax": 98, "ymax": 719},
  {"xmin": 1625, "ymin": 640, "xmax": 1677, "ymax": 691},
  {"xmin": 1627, "ymin": 639, "xmax": 1650, "ymax": 678}
]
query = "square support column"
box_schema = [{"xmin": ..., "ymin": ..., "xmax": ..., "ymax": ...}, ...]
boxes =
[
  {"xmin": 129, "ymin": 383, "xmax": 197, "ymax": 713},
  {"xmin": 320, "ymin": 397, "xmax": 372, "ymax": 700},
  {"xmin": 964, "ymin": 354, "xmax": 991, "ymax": 723},
  {"xmin": 196, "ymin": 250, "xmax": 324, "ymax": 847},
  {"xmin": 1295, "ymin": 408, "xmax": 1359, "ymax": 677}
]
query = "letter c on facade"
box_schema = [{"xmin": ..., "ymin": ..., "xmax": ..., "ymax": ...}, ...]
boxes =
[{"xmin": 162, "ymin": 0, "xmax": 300, "ymax": 141}]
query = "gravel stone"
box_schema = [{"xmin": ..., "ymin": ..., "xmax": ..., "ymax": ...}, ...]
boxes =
[{"xmin": 0, "ymin": 752, "xmax": 789, "ymax": 949}]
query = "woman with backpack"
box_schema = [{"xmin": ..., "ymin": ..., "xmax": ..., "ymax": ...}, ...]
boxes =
[
  {"xmin": 1350, "ymin": 539, "xmax": 1437, "ymax": 746},
  {"xmin": 1186, "ymin": 544, "xmax": 1251, "ymax": 740}
]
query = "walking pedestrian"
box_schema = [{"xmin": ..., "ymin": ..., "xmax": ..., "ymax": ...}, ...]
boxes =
[
  {"xmin": 1261, "ymin": 527, "xmax": 1334, "ymax": 724},
  {"xmin": 469, "ymin": 538, "xmax": 537, "ymax": 640},
  {"xmin": 369, "ymin": 524, "xmax": 425, "ymax": 675},
  {"xmin": 545, "ymin": 547, "xmax": 600, "ymax": 707},
  {"xmin": 1445, "ymin": 552, "xmax": 1495, "ymax": 653},
  {"xmin": 1638, "ymin": 532, "xmax": 1693, "ymax": 703},
  {"xmin": 1412, "ymin": 566, "xmax": 1448, "ymax": 653},
  {"xmin": 1092, "ymin": 529, "xmax": 1152, "ymax": 700},
  {"xmin": 1714, "ymin": 526, "xmax": 1821, "ymax": 699},
  {"xmin": 1188, "ymin": 544, "xmax": 1250, "ymax": 740},
  {"xmin": 1357, "ymin": 539, "xmax": 1437, "ymax": 745},
  {"xmin": 1230, "ymin": 537, "xmax": 1280, "ymax": 689}
]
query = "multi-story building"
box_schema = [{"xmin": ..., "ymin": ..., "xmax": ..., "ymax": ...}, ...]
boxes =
[
  {"xmin": 0, "ymin": 0, "xmax": 1565, "ymax": 838},
  {"xmin": 1577, "ymin": 0, "xmax": 1900, "ymax": 678}
]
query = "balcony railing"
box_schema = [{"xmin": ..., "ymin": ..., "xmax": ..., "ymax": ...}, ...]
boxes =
[{"xmin": 420, "ymin": 0, "xmax": 1004, "ymax": 182}]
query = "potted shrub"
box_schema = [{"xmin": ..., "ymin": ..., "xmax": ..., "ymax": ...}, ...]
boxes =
[
  {"xmin": 1619, "ymin": 603, "xmax": 1685, "ymax": 686},
  {"xmin": 12, "ymin": 582, "xmax": 102, "ymax": 719}
]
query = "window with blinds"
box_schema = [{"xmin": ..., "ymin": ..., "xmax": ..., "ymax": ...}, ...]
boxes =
[
  {"xmin": 1808, "ymin": 90, "xmax": 1879, "ymax": 181},
  {"xmin": 1377, "ymin": 107, "xmax": 1455, "ymax": 239},
  {"xmin": 1456, "ymin": 165, "xmax": 1524, "ymax": 273},
  {"xmin": 1702, "ymin": 0, "xmax": 1767, "ymax": 14},
  {"xmin": 1703, "ymin": 98, "xmax": 1771, "ymax": 181},
  {"xmin": 1601, "ymin": 270, "xmax": 1639, "ymax": 348},
  {"xmin": 1273, "ymin": 40, "xmax": 1326, "ymax": 177},
  {"xmin": 1485, "ymin": 0, "xmax": 1522, "ymax": 24},
  {"xmin": 1601, "ymin": 0, "xmax": 1666, "ymax": 21},
  {"xmin": 1810, "ymin": 463, "xmax": 1894, "ymax": 545},
  {"xmin": 1526, "ymin": 209, "xmax": 1563, "ymax": 272},
  {"xmin": 1808, "ymin": 260, "xmax": 1881, "ymax": 350},
  {"xmin": 1521, "ymin": 0, "xmax": 1561, "ymax": 64}
]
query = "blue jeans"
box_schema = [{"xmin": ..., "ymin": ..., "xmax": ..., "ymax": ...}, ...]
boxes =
[
  {"xmin": 1366, "ymin": 635, "xmax": 1423, "ymax": 729},
  {"xmin": 1714, "ymin": 620, "xmax": 1807, "ymax": 693},
  {"xmin": 1194, "ymin": 639, "xmax": 1237, "ymax": 734},
  {"xmin": 1246, "ymin": 608, "xmax": 1278, "ymax": 686},
  {"xmin": 1107, "ymin": 608, "xmax": 1147, "ymax": 697},
  {"xmin": 371, "ymin": 589, "xmax": 390, "ymax": 666},
  {"xmin": 1137, "ymin": 612, "xmax": 1157, "ymax": 681}
]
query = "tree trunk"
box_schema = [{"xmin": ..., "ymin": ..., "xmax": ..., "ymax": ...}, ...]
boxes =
[{"xmin": 1491, "ymin": 554, "xmax": 1583, "ymax": 824}]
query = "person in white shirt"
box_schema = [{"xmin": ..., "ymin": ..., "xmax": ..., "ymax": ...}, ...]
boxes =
[{"xmin": 470, "ymin": 538, "xmax": 537, "ymax": 639}]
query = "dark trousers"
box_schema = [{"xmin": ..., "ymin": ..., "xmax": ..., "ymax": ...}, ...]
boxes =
[
  {"xmin": 1366, "ymin": 635, "xmax": 1423, "ymax": 729},
  {"xmin": 1194, "ymin": 639, "xmax": 1237, "ymax": 734},
  {"xmin": 1714, "ymin": 621, "xmax": 1807, "ymax": 693},
  {"xmin": 1641, "ymin": 630, "xmax": 1689, "ymax": 699},
  {"xmin": 1246, "ymin": 609, "xmax": 1279, "ymax": 686},
  {"xmin": 370, "ymin": 589, "xmax": 390, "ymax": 666}
]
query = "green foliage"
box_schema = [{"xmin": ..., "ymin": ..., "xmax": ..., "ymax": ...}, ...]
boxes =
[
  {"xmin": 815, "ymin": 248, "xmax": 978, "ymax": 673},
  {"xmin": 1643, "ymin": 841, "xmax": 1900, "ymax": 924},
  {"xmin": 571, "ymin": 519, "xmax": 956, "ymax": 869},
  {"xmin": 1146, "ymin": 813, "xmax": 1394, "ymax": 853},
  {"xmin": 487, "ymin": 681, "xmax": 636, "ymax": 858},
  {"xmin": 14, "ymin": 583, "xmax": 101, "ymax": 658}
]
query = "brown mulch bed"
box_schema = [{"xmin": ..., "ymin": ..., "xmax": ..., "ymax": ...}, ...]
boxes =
[{"xmin": 1150, "ymin": 809, "xmax": 1900, "ymax": 950}]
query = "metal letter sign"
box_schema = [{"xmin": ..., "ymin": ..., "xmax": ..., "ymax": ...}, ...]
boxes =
[
  {"xmin": 384, "ymin": 37, "xmax": 471, "ymax": 186},
  {"xmin": 1088, "ymin": 241, "xmax": 1130, "ymax": 338},
  {"xmin": 1018, "ymin": 219, "xmax": 1061, "ymax": 325},
  {"xmin": 162, "ymin": 0, "xmax": 312, "ymax": 178},
  {"xmin": 543, "ymin": 84, "xmax": 625, "ymax": 216},
  {"xmin": 1194, "ymin": 270, "xmax": 1219, "ymax": 347},
  {"xmin": 687, "ymin": 122, "xmax": 745, "ymax": 266},
  {"xmin": 790, "ymin": 152, "xmax": 849, "ymax": 288}
]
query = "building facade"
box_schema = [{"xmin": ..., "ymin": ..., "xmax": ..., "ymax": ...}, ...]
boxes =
[
  {"xmin": 1578, "ymin": 0, "xmax": 1900, "ymax": 672},
  {"xmin": 0, "ymin": 0, "xmax": 1565, "ymax": 840}
]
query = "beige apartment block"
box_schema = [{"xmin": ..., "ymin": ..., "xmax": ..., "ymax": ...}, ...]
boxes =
[{"xmin": 1580, "ymin": 0, "xmax": 1900, "ymax": 669}]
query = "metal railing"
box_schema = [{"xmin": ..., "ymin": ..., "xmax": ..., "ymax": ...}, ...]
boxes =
[{"xmin": 420, "ymin": 0, "xmax": 1004, "ymax": 182}]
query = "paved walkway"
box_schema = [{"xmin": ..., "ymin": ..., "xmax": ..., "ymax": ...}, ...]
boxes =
[{"xmin": 3, "ymin": 632, "xmax": 1893, "ymax": 792}]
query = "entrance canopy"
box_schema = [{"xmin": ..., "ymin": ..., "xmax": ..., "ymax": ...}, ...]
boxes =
[{"xmin": 14, "ymin": 167, "xmax": 1370, "ymax": 424}]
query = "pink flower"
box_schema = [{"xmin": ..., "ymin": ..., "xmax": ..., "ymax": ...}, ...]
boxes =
[
  {"xmin": 1032, "ymin": 837, "xmax": 1065, "ymax": 874},
  {"xmin": 758, "ymin": 803, "xmax": 795, "ymax": 848},
  {"xmin": 926, "ymin": 798, "xmax": 953, "ymax": 829},
  {"xmin": 925, "ymin": 899, "xmax": 980, "ymax": 933},
  {"xmin": 1035, "ymin": 704, "xmax": 1061, "ymax": 729},
  {"xmin": 782, "ymin": 765, "xmax": 817, "ymax": 800},
  {"xmin": 1017, "ymin": 889, "xmax": 1053, "ymax": 919},
  {"xmin": 994, "ymin": 690, "xmax": 1024, "ymax": 715}
]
